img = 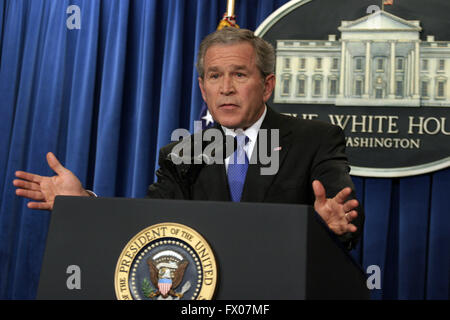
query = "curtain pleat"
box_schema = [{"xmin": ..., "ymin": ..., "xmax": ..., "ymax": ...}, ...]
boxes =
[
  {"xmin": 91, "ymin": 0, "xmax": 129, "ymax": 196},
  {"xmin": 64, "ymin": 0, "xmax": 101, "ymax": 186},
  {"xmin": 426, "ymin": 169, "xmax": 450, "ymax": 299},
  {"xmin": 398, "ymin": 176, "xmax": 431, "ymax": 299},
  {"xmin": 0, "ymin": 0, "xmax": 448, "ymax": 300},
  {"xmin": 154, "ymin": 0, "xmax": 186, "ymax": 162},
  {"xmin": 117, "ymin": 0, "xmax": 158, "ymax": 197},
  {"xmin": 362, "ymin": 179, "xmax": 393, "ymax": 300}
]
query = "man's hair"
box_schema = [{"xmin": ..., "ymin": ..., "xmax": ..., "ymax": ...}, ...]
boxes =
[{"xmin": 196, "ymin": 27, "xmax": 275, "ymax": 79}]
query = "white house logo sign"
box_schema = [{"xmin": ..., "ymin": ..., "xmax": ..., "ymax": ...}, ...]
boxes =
[{"xmin": 256, "ymin": 0, "xmax": 450, "ymax": 177}]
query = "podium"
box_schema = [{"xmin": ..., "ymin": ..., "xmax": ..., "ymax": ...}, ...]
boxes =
[{"xmin": 37, "ymin": 196, "xmax": 369, "ymax": 300}]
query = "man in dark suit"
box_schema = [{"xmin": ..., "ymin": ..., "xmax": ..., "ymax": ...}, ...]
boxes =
[{"xmin": 13, "ymin": 28, "xmax": 363, "ymax": 249}]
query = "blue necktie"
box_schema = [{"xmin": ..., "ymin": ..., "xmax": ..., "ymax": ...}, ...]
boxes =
[{"xmin": 227, "ymin": 134, "xmax": 249, "ymax": 202}]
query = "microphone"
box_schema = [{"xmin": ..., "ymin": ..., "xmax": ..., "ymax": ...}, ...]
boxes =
[{"xmin": 166, "ymin": 132, "xmax": 236, "ymax": 182}]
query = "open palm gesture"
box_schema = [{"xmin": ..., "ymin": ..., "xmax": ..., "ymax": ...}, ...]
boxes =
[
  {"xmin": 312, "ymin": 180, "xmax": 359, "ymax": 235},
  {"xmin": 13, "ymin": 152, "xmax": 88, "ymax": 210}
]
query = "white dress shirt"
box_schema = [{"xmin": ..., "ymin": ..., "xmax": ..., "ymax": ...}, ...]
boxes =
[{"xmin": 221, "ymin": 106, "xmax": 267, "ymax": 172}]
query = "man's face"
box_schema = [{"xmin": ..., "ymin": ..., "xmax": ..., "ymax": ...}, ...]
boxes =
[{"xmin": 198, "ymin": 42, "xmax": 275, "ymax": 129}]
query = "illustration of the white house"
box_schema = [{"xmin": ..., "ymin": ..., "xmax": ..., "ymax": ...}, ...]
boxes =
[{"xmin": 274, "ymin": 10, "xmax": 450, "ymax": 107}]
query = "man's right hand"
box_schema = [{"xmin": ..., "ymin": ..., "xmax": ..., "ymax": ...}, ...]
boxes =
[{"xmin": 13, "ymin": 152, "xmax": 89, "ymax": 211}]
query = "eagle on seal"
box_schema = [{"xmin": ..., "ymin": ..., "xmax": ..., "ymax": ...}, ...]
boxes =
[{"xmin": 146, "ymin": 258, "xmax": 189, "ymax": 299}]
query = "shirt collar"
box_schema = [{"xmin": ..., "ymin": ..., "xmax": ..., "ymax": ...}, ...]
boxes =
[{"xmin": 221, "ymin": 105, "xmax": 267, "ymax": 144}]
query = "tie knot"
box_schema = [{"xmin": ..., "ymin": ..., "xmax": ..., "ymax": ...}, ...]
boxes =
[{"xmin": 235, "ymin": 134, "xmax": 249, "ymax": 149}]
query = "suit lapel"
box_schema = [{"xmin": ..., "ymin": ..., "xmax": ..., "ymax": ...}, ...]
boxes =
[
  {"xmin": 198, "ymin": 163, "xmax": 230, "ymax": 201},
  {"xmin": 241, "ymin": 107, "xmax": 293, "ymax": 202},
  {"xmin": 195, "ymin": 123, "xmax": 231, "ymax": 201}
]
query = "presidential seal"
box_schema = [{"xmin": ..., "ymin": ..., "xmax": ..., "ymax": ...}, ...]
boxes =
[{"xmin": 114, "ymin": 223, "xmax": 217, "ymax": 300}]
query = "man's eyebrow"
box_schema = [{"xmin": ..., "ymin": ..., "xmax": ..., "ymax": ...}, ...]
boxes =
[
  {"xmin": 205, "ymin": 65, "xmax": 249, "ymax": 72},
  {"xmin": 206, "ymin": 66, "xmax": 220, "ymax": 73},
  {"xmin": 229, "ymin": 64, "xmax": 249, "ymax": 71}
]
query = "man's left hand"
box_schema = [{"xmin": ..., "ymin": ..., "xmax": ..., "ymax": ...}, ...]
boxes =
[{"xmin": 312, "ymin": 180, "xmax": 358, "ymax": 235}]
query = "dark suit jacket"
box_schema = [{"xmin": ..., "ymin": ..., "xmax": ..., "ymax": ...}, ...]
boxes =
[{"xmin": 147, "ymin": 107, "xmax": 364, "ymax": 249}]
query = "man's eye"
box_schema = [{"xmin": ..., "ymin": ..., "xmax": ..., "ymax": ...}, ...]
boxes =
[
  {"xmin": 209, "ymin": 73, "xmax": 219, "ymax": 79},
  {"xmin": 236, "ymin": 73, "xmax": 245, "ymax": 77}
]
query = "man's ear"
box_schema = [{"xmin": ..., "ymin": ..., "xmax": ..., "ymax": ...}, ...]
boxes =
[{"xmin": 263, "ymin": 74, "xmax": 275, "ymax": 103}]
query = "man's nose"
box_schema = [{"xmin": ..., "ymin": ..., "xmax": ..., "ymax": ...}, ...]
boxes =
[{"xmin": 220, "ymin": 75, "xmax": 235, "ymax": 95}]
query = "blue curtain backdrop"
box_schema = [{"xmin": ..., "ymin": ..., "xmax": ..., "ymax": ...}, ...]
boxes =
[{"xmin": 0, "ymin": 0, "xmax": 448, "ymax": 299}]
